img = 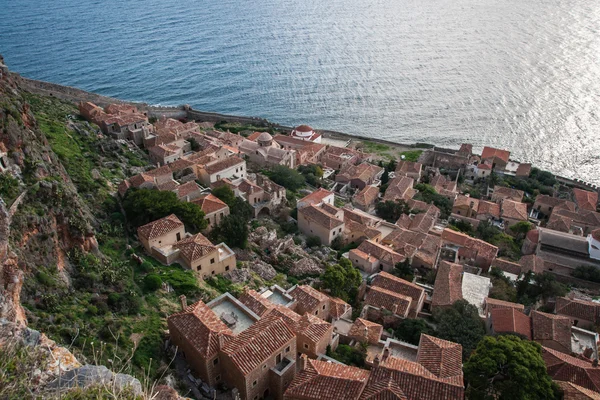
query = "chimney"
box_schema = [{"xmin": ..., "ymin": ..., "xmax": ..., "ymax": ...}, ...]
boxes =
[
  {"xmin": 299, "ymin": 354, "xmax": 308, "ymax": 371},
  {"xmin": 179, "ymin": 295, "xmax": 187, "ymax": 311},
  {"xmin": 363, "ymin": 326, "xmax": 369, "ymax": 341},
  {"xmin": 382, "ymin": 346, "xmax": 390, "ymax": 361},
  {"xmin": 373, "ymin": 354, "xmax": 380, "ymax": 367},
  {"xmin": 218, "ymin": 333, "xmax": 225, "ymax": 350},
  {"xmin": 593, "ymin": 358, "xmax": 599, "ymax": 368}
]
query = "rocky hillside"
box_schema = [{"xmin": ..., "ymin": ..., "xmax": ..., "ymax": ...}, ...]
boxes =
[{"xmin": 0, "ymin": 56, "xmax": 185, "ymax": 398}]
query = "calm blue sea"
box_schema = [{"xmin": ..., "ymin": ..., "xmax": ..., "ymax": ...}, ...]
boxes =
[{"xmin": 1, "ymin": 0, "xmax": 600, "ymax": 184}]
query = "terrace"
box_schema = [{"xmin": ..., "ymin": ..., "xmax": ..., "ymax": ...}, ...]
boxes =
[{"xmin": 206, "ymin": 293, "xmax": 260, "ymax": 334}]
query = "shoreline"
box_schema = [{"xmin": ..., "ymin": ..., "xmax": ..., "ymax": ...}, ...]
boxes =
[{"xmin": 14, "ymin": 73, "xmax": 598, "ymax": 191}]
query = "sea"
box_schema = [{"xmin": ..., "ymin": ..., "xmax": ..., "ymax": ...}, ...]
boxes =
[{"xmin": 1, "ymin": 0, "xmax": 600, "ymax": 184}]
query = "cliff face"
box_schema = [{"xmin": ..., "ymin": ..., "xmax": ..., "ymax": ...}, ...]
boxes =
[{"xmin": 0, "ymin": 56, "xmax": 181, "ymax": 398}]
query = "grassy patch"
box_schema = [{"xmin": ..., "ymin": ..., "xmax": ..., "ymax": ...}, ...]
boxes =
[{"xmin": 399, "ymin": 150, "xmax": 422, "ymax": 162}]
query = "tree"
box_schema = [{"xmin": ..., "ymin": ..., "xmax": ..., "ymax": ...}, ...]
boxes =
[
  {"xmin": 488, "ymin": 268, "xmax": 517, "ymax": 302},
  {"xmin": 394, "ymin": 259, "xmax": 414, "ymax": 282},
  {"xmin": 187, "ymin": 137, "xmax": 201, "ymax": 151},
  {"xmin": 144, "ymin": 274, "xmax": 162, "ymax": 291},
  {"xmin": 433, "ymin": 300, "xmax": 486, "ymax": 359},
  {"xmin": 395, "ymin": 319, "xmax": 433, "ymax": 345},
  {"xmin": 413, "ymin": 183, "xmax": 452, "ymax": 219},
  {"xmin": 464, "ymin": 335, "xmax": 560, "ymax": 400},
  {"xmin": 322, "ymin": 258, "xmax": 362, "ymax": 304},
  {"xmin": 386, "ymin": 159, "xmax": 397, "ymax": 173},
  {"xmin": 516, "ymin": 271, "xmax": 568, "ymax": 305},
  {"xmin": 381, "ymin": 169, "xmax": 390, "ymax": 185},
  {"xmin": 306, "ymin": 235, "xmax": 321, "ymax": 248},
  {"xmin": 210, "ymin": 214, "xmax": 249, "ymax": 249},
  {"xmin": 211, "ymin": 185, "xmax": 236, "ymax": 206},
  {"xmin": 122, "ymin": 188, "xmax": 207, "ymax": 231},
  {"xmin": 509, "ymin": 221, "xmax": 533, "ymax": 240},
  {"xmin": 266, "ymin": 165, "xmax": 306, "ymax": 192},
  {"xmin": 476, "ymin": 220, "xmax": 501, "ymax": 242},
  {"xmin": 449, "ymin": 219, "xmax": 476, "ymax": 236},
  {"xmin": 375, "ymin": 200, "xmax": 410, "ymax": 222},
  {"xmin": 572, "ymin": 265, "xmax": 600, "ymax": 283}
]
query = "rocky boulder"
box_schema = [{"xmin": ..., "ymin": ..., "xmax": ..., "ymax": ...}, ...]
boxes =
[
  {"xmin": 223, "ymin": 268, "xmax": 251, "ymax": 284},
  {"xmin": 249, "ymin": 260, "xmax": 277, "ymax": 281},
  {"xmin": 289, "ymin": 258, "xmax": 324, "ymax": 277}
]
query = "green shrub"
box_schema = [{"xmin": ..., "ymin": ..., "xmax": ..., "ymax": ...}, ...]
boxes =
[
  {"xmin": 144, "ymin": 274, "xmax": 162, "ymax": 291},
  {"xmin": 139, "ymin": 260, "xmax": 153, "ymax": 273},
  {"xmin": 306, "ymin": 236, "xmax": 321, "ymax": 248}
]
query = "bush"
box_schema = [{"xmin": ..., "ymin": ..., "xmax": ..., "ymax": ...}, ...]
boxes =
[
  {"xmin": 139, "ymin": 260, "xmax": 153, "ymax": 273},
  {"xmin": 144, "ymin": 274, "xmax": 162, "ymax": 291},
  {"xmin": 163, "ymin": 269, "xmax": 200, "ymax": 296},
  {"xmin": 265, "ymin": 165, "xmax": 306, "ymax": 192},
  {"xmin": 572, "ymin": 265, "xmax": 600, "ymax": 283},
  {"xmin": 306, "ymin": 235, "xmax": 321, "ymax": 248}
]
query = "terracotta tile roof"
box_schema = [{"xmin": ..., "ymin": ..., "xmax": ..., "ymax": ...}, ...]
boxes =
[
  {"xmin": 431, "ymin": 174, "xmax": 457, "ymax": 194},
  {"xmin": 409, "ymin": 213, "xmax": 435, "ymax": 234},
  {"xmin": 555, "ymin": 297, "xmax": 600, "ymax": 323},
  {"xmin": 173, "ymin": 233, "xmax": 216, "ymax": 262},
  {"xmin": 336, "ymin": 162, "xmax": 383, "ymax": 184},
  {"xmin": 299, "ymin": 188, "xmax": 334, "ymax": 207},
  {"xmin": 356, "ymin": 240, "xmax": 406, "ymax": 267},
  {"xmin": 157, "ymin": 180, "xmax": 180, "ymax": 191},
  {"xmin": 353, "ymin": 185, "xmax": 379, "ymax": 208},
  {"xmin": 105, "ymin": 103, "xmax": 138, "ymax": 115},
  {"xmin": 554, "ymin": 208, "xmax": 600, "ymax": 228},
  {"xmin": 454, "ymin": 194, "xmax": 479, "ymax": 211},
  {"xmin": 203, "ymin": 156, "xmax": 245, "ymax": 175},
  {"xmin": 542, "ymin": 346, "xmax": 600, "ymax": 392},
  {"xmin": 519, "ymin": 254, "xmax": 545, "ymax": 274},
  {"xmin": 128, "ymin": 173, "xmax": 154, "ymax": 189},
  {"xmin": 369, "ymin": 355, "xmax": 464, "ymax": 399},
  {"xmin": 441, "ymin": 228, "xmax": 498, "ymax": 261},
  {"xmin": 501, "ymin": 199, "xmax": 528, "ymax": 221},
  {"xmin": 348, "ymin": 318, "xmax": 383, "ymax": 345},
  {"xmin": 481, "ymin": 147, "xmax": 510, "ymax": 164},
  {"xmin": 286, "ymin": 358, "xmax": 370, "ymax": 400},
  {"xmin": 484, "ymin": 297, "xmax": 525, "ymax": 311},
  {"xmin": 222, "ymin": 313, "xmax": 295, "ymax": 375},
  {"xmin": 477, "ymin": 200, "xmax": 501, "ymax": 219},
  {"xmin": 289, "ymin": 285, "xmax": 330, "ymax": 314},
  {"xmin": 145, "ymin": 165, "xmax": 173, "ymax": 178},
  {"xmin": 266, "ymin": 305, "xmax": 303, "ymax": 330},
  {"xmin": 493, "ymin": 186, "xmax": 524, "ymax": 202},
  {"xmin": 296, "ymin": 313, "xmax": 332, "ymax": 344},
  {"xmin": 365, "ymin": 286, "xmax": 412, "ymax": 317},
  {"xmin": 298, "ymin": 204, "xmax": 344, "ymax": 229},
  {"xmin": 558, "ymin": 381, "xmax": 600, "ymax": 400},
  {"xmin": 574, "ymin": 188, "xmax": 599, "ymax": 212},
  {"xmin": 396, "ymin": 160, "xmax": 422, "ymax": 175},
  {"xmin": 149, "ymin": 144, "xmax": 181, "ymax": 159},
  {"xmin": 167, "ymin": 300, "xmax": 233, "ymax": 359},
  {"xmin": 349, "ymin": 248, "xmax": 379, "ymax": 264},
  {"xmin": 343, "ymin": 206, "xmax": 379, "ymax": 226},
  {"xmin": 191, "ymin": 193, "xmax": 228, "ymax": 215},
  {"xmin": 329, "ymin": 297, "xmax": 351, "ymax": 319},
  {"xmin": 490, "ymin": 307, "xmax": 532, "ymax": 339},
  {"xmin": 372, "ymin": 271, "xmax": 425, "ymax": 305},
  {"xmin": 167, "ymin": 158, "xmax": 195, "ymax": 173},
  {"xmin": 532, "ymin": 311, "xmax": 572, "ymax": 352},
  {"xmin": 344, "ymin": 220, "xmax": 382, "ymax": 242},
  {"xmin": 246, "ymin": 131, "xmax": 263, "ymax": 141},
  {"xmin": 417, "ymin": 334, "xmax": 464, "ymax": 381},
  {"xmin": 491, "ymin": 258, "xmax": 522, "ymax": 276},
  {"xmin": 137, "ymin": 214, "xmax": 183, "ymax": 240},
  {"xmin": 534, "ymin": 195, "xmax": 577, "ymax": 211},
  {"xmin": 238, "ymin": 289, "xmax": 273, "ymax": 317},
  {"xmin": 547, "ymin": 213, "xmax": 573, "ymax": 232},
  {"xmin": 383, "ymin": 176, "xmax": 417, "ymax": 202},
  {"xmin": 516, "ymin": 163, "xmax": 532, "ymax": 177},
  {"xmin": 408, "ymin": 199, "xmax": 440, "ymax": 217},
  {"xmin": 458, "ymin": 143, "xmax": 473, "ymax": 155},
  {"xmin": 175, "ymin": 181, "xmax": 201, "ymax": 198},
  {"xmin": 432, "ymin": 261, "xmax": 463, "ymax": 308}
]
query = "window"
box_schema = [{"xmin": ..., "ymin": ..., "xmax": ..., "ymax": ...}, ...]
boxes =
[
  {"xmin": 276, "ymin": 354, "xmax": 282, "ymax": 364},
  {"xmin": 216, "ymin": 375, "xmax": 221, "ymax": 381},
  {"xmin": 211, "ymin": 270, "xmax": 215, "ymax": 275},
  {"xmin": 252, "ymin": 380, "xmax": 258, "ymax": 387},
  {"xmin": 285, "ymin": 346, "xmax": 290, "ymax": 353},
  {"xmin": 176, "ymin": 232, "xmax": 181, "ymax": 241},
  {"xmin": 225, "ymin": 266, "xmax": 230, "ymax": 271},
  {"xmin": 314, "ymin": 310, "xmax": 318, "ymax": 315},
  {"xmin": 322, "ymin": 305, "xmax": 326, "ymax": 310},
  {"xmin": 304, "ymin": 343, "xmax": 309, "ymax": 349},
  {"xmin": 211, "ymin": 258, "xmax": 215, "ymax": 264},
  {"xmin": 213, "ymin": 358, "xmax": 219, "ymax": 365}
]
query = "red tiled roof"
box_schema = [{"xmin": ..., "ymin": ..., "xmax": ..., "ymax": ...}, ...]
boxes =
[
  {"xmin": 175, "ymin": 181, "xmax": 201, "ymax": 198},
  {"xmin": 173, "ymin": 233, "xmax": 216, "ymax": 262},
  {"xmin": 558, "ymin": 381, "xmax": 600, "ymax": 400},
  {"xmin": 432, "ymin": 261, "xmax": 463, "ymax": 308},
  {"xmin": 203, "ymin": 156, "xmax": 245, "ymax": 174},
  {"xmin": 481, "ymin": 147, "xmax": 510, "ymax": 164},
  {"xmin": 542, "ymin": 346, "xmax": 600, "ymax": 392},
  {"xmin": 290, "ymin": 285, "xmax": 330, "ymax": 314},
  {"xmin": 477, "ymin": 200, "xmax": 501, "ymax": 219},
  {"xmin": 372, "ymin": 271, "xmax": 425, "ymax": 305},
  {"xmin": 294, "ymin": 125, "xmax": 314, "ymax": 133},
  {"xmin": 298, "ymin": 204, "xmax": 344, "ymax": 229},
  {"xmin": 365, "ymin": 286, "xmax": 412, "ymax": 317},
  {"xmin": 336, "ymin": 162, "xmax": 383, "ymax": 184},
  {"xmin": 192, "ymin": 193, "xmax": 228, "ymax": 215},
  {"xmin": 356, "ymin": 240, "xmax": 406, "ymax": 267},
  {"xmin": 221, "ymin": 313, "xmax": 295, "ymax": 375},
  {"xmin": 145, "ymin": 165, "xmax": 173, "ymax": 178},
  {"xmin": 484, "ymin": 297, "xmax": 525, "ymax": 311},
  {"xmin": 501, "ymin": 199, "xmax": 528, "ymax": 221},
  {"xmin": 555, "ymin": 297, "xmax": 600, "ymax": 323},
  {"xmin": 534, "ymin": 195, "xmax": 577, "ymax": 211},
  {"xmin": 286, "ymin": 358, "xmax": 370, "ymax": 400},
  {"xmin": 299, "ymin": 188, "xmax": 334, "ymax": 206},
  {"xmin": 353, "ymin": 185, "xmax": 379, "ymax": 208},
  {"xmin": 442, "ymin": 228, "xmax": 498, "ymax": 261},
  {"xmin": 490, "ymin": 307, "xmax": 532, "ymax": 339},
  {"xmin": 167, "ymin": 158, "xmax": 195, "ymax": 173},
  {"xmin": 493, "ymin": 186, "xmax": 524, "ymax": 202},
  {"xmin": 519, "ymin": 254, "xmax": 545, "ymax": 274},
  {"xmin": 348, "ymin": 318, "xmax": 383, "ymax": 345},
  {"xmin": 491, "ymin": 258, "xmax": 522, "ymax": 276},
  {"xmin": 396, "ymin": 160, "xmax": 422, "ymax": 175},
  {"xmin": 383, "ymin": 176, "xmax": 416, "ymax": 202},
  {"xmin": 167, "ymin": 300, "xmax": 233, "ymax": 359},
  {"xmin": 531, "ymin": 311, "xmax": 572, "ymax": 352},
  {"xmin": 417, "ymin": 334, "xmax": 464, "ymax": 380},
  {"xmin": 329, "ymin": 297, "xmax": 351, "ymax": 319},
  {"xmin": 574, "ymin": 188, "xmax": 599, "ymax": 212},
  {"xmin": 296, "ymin": 313, "xmax": 332, "ymax": 344},
  {"xmin": 516, "ymin": 163, "xmax": 532, "ymax": 177},
  {"xmin": 137, "ymin": 214, "xmax": 183, "ymax": 240},
  {"xmin": 547, "ymin": 214, "xmax": 573, "ymax": 232},
  {"xmin": 238, "ymin": 289, "xmax": 273, "ymax": 317}
]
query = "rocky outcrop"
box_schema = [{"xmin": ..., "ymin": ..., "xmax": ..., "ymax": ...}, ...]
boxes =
[
  {"xmin": 249, "ymin": 260, "xmax": 277, "ymax": 281},
  {"xmin": 289, "ymin": 258, "xmax": 324, "ymax": 277}
]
